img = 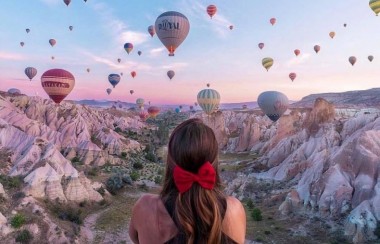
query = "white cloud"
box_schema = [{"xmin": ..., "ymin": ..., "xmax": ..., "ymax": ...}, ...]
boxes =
[
  {"xmin": 161, "ymin": 62, "xmax": 189, "ymax": 70},
  {"xmin": 285, "ymin": 53, "xmax": 311, "ymax": 67},
  {"xmin": 119, "ymin": 31, "xmax": 149, "ymax": 46},
  {"xmin": 39, "ymin": 0, "xmax": 60, "ymax": 6},
  {"xmin": 0, "ymin": 52, "xmax": 26, "ymax": 61},
  {"xmin": 148, "ymin": 47, "xmax": 165, "ymax": 57}
]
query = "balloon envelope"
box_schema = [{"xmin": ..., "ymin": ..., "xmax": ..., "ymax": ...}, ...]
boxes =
[
  {"xmin": 314, "ymin": 45, "xmax": 320, "ymax": 53},
  {"xmin": 197, "ymin": 88, "xmax": 221, "ymax": 115},
  {"xmin": 26, "ymin": 29, "xmax": 30, "ymax": 33},
  {"xmin": 108, "ymin": 74, "xmax": 120, "ymax": 88},
  {"xmin": 207, "ymin": 5, "xmax": 217, "ymax": 18},
  {"xmin": 294, "ymin": 49, "xmax": 300, "ymax": 56},
  {"xmin": 136, "ymin": 98, "xmax": 145, "ymax": 108},
  {"xmin": 262, "ymin": 57, "xmax": 274, "ymax": 71},
  {"xmin": 124, "ymin": 43, "xmax": 133, "ymax": 54},
  {"xmin": 130, "ymin": 90, "xmax": 134, "ymax": 95},
  {"xmin": 139, "ymin": 111, "xmax": 149, "ymax": 121},
  {"xmin": 41, "ymin": 69, "xmax": 75, "ymax": 104},
  {"xmin": 175, "ymin": 108, "xmax": 181, "ymax": 113},
  {"xmin": 106, "ymin": 88, "xmax": 112, "ymax": 95},
  {"xmin": 49, "ymin": 39, "xmax": 56, "ymax": 47},
  {"xmin": 155, "ymin": 11, "xmax": 190, "ymax": 56},
  {"xmin": 148, "ymin": 106, "xmax": 160, "ymax": 118},
  {"xmin": 229, "ymin": 25, "xmax": 233, "ymax": 30},
  {"xmin": 138, "ymin": 51, "xmax": 142, "ymax": 56},
  {"xmin": 349, "ymin": 56, "xmax": 357, "ymax": 66},
  {"xmin": 167, "ymin": 70, "xmax": 175, "ymax": 80},
  {"xmin": 20, "ymin": 42, "xmax": 24, "ymax": 47},
  {"xmin": 289, "ymin": 73, "xmax": 296, "ymax": 82},
  {"xmin": 148, "ymin": 25, "xmax": 155, "ymax": 37},
  {"xmin": 131, "ymin": 71, "xmax": 136, "ymax": 78},
  {"xmin": 87, "ymin": 68, "xmax": 90, "ymax": 73},
  {"xmin": 270, "ymin": 18, "xmax": 276, "ymax": 25},
  {"xmin": 8, "ymin": 88, "xmax": 21, "ymax": 95},
  {"xmin": 69, "ymin": 26, "xmax": 73, "ymax": 31},
  {"xmin": 329, "ymin": 31, "xmax": 335, "ymax": 39},
  {"xmin": 368, "ymin": 55, "xmax": 374, "ymax": 62},
  {"xmin": 258, "ymin": 91, "xmax": 289, "ymax": 122},
  {"xmin": 63, "ymin": 0, "xmax": 71, "ymax": 6},
  {"xmin": 25, "ymin": 67, "xmax": 37, "ymax": 81},
  {"xmin": 370, "ymin": 0, "xmax": 380, "ymax": 16},
  {"xmin": 258, "ymin": 43, "xmax": 264, "ymax": 49}
]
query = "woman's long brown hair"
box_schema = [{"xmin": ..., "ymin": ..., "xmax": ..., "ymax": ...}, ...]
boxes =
[{"xmin": 160, "ymin": 118, "xmax": 235, "ymax": 244}]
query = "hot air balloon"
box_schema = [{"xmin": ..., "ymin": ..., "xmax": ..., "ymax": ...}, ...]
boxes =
[
  {"xmin": 20, "ymin": 42, "xmax": 25, "ymax": 47},
  {"xmin": 117, "ymin": 58, "xmax": 121, "ymax": 63},
  {"xmin": 179, "ymin": 105, "xmax": 183, "ymax": 109},
  {"xmin": 262, "ymin": 57, "xmax": 274, "ymax": 71},
  {"xmin": 8, "ymin": 88, "xmax": 21, "ymax": 95},
  {"xmin": 167, "ymin": 70, "xmax": 175, "ymax": 80},
  {"xmin": 51, "ymin": 56, "xmax": 55, "ymax": 60},
  {"xmin": 131, "ymin": 71, "xmax": 136, "ymax": 78},
  {"xmin": 207, "ymin": 5, "xmax": 217, "ymax": 18},
  {"xmin": 84, "ymin": 0, "xmax": 87, "ymax": 2},
  {"xmin": 106, "ymin": 88, "xmax": 112, "ymax": 95},
  {"xmin": 136, "ymin": 98, "xmax": 145, "ymax": 109},
  {"xmin": 69, "ymin": 26, "xmax": 73, "ymax": 31},
  {"xmin": 289, "ymin": 73, "xmax": 297, "ymax": 82},
  {"xmin": 63, "ymin": 0, "xmax": 71, "ymax": 6},
  {"xmin": 175, "ymin": 107, "xmax": 181, "ymax": 113},
  {"xmin": 368, "ymin": 55, "xmax": 374, "ymax": 62},
  {"xmin": 130, "ymin": 90, "xmax": 134, "ymax": 95},
  {"xmin": 349, "ymin": 56, "xmax": 357, "ymax": 66},
  {"xmin": 155, "ymin": 11, "xmax": 190, "ymax": 56},
  {"xmin": 344, "ymin": 23, "xmax": 347, "ymax": 27},
  {"xmin": 26, "ymin": 29, "xmax": 30, "ymax": 33},
  {"xmin": 206, "ymin": 83, "xmax": 210, "ymax": 87},
  {"xmin": 41, "ymin": 69, "xmax": 75, "ymax": 104},
  {"xmin": 120, "ymin": 72, "xmax": 123, "ymax": 76},
  {"xmin": 270, "ymin": 18, "xmax": 276, "ymax": 25},
  {"xmin": 148, "ymin": 25, "xmax": 155, "ymax": 37},
  {"xmin": 329, "ymin": 31, "xmax": 335, "ymax": 39},
  {"xmin": 124, "ymin": 43, "xmax": 133, "ymax": 54},
  {"xmin": 86, "ymin": 68, "xmax": 90, "ymax": 73},
  {"xmin": 258, "ymin": 43, "xmax": 264, "ymax": 50},
  {"xmin": 138, "ymin": 51, "xmax": 142, "ymax": 56},
  {"xmin": 49, "ymin": 39, "xmax": 56, "ymax": 47},
  {"xmin": 258, "ymin": 91, "xmax": 289, "ymax": 122},
  {"xmin": 25, "ymin": 67, "xmax": 37, "ymax": 81},
  {"xmin": 197, "ymin": 88, "xmax": 220, "ymax": 115},
  {"xmin": 139, "ymin": 111, "xmax": 149, "ymax": 121},
  {"xmin": 370, "ymin": 0, "xmax": 380, "ymax": 16},
  {"xmin": 108, "ymin": 74, "xmax": 120, "ymax": 88},
  {"xmin": 148, "ymin": 106, "xmax": 160, "ymax": 118},
  {"xmin": 314, "ymin": 45, "xmax": 320, "ymax": 53},
  {"xmin": 294, "ymin": 49, "xmax": 300, "ymax": 56},
  {"xmin": 229, "ymin": 25, "xmax": 233, "ymax": 30}
]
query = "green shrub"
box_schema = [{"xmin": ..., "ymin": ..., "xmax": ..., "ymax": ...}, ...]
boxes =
[
  {"xmin": 121, "ymin": 152, "xmax": 127, "ymax": 158},
  {"xmin": 0, "ymin": 175, "xmax": 23, "ymax": 189},
  {"xmin": 145, "ymin": 152, "xmax": 156, "ymax": 162},
  {"xmin": 133, "ymin": 162, "xmax": 143, "ymax": 170},
  {"xmin": 246, "ymin": 199, "xmax": 254, "ymax": 209},
  {"xmin": 114, "ymin": 127, "xmax": 122, "ymax": 133},
  {"xmin": 154, "ymin": 176, "xmax": 162, "ymax": 184},
  {"xmin": 251, "ymin": 208, "xmax": 263, "ymax": 221},
  {"xmin": 15, "ymin": 229, "xmax": 33, "ymax": 243},
  {"xmin": 97, "ymin": 186, "xmax": 105, "ymax": 196},
  {"xmin": 264, "ymin": 230, "xmax": 271, "ymax": 235},
  {"xmin": 11, "ymin": 214, "xmax": 26, "ymax": 228},
  {"xmin": 87, "ymin": 167, "xmax": 99, "ymax": 177},
  {"xmin": 130, "ymin": 171, "xmax": 139, "ymax": 181}
]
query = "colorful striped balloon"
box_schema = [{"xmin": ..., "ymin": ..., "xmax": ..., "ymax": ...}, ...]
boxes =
[
  {"xmin": 139, "ymin": 110, "xmax": 149, "ymax": 121},
  {"xmin": 262, "ymin": 57, "xmax": 274, "ymax": 71},
  {"xmin": 370, "ymin": 0, "xmax": 380, "ymax": 16},
  {"xmin": 41, "ymin": 69, "xmax": 75, "ymax": 104},
  {"xmin": 148, "ymin": 106, "xmax": 160, "ymax": 118},
  {"xmin": 197, "ymin": 88, "xmax": 221, "ymax": 115},
  {"xmin": 124, "ymin": 43, "xmax": 133, "ymax": 54},
  {"xmin": 108, "ymin": 74, "xmax": 120, "ymax": 88},
  {"xmin": 207, "ymin": 5, "xmax": 217, "ymax": 18},
  {"xmin": 258, "ymin": 91, "xmax": 289, "ymax": 122},
  {"xmin": 25, "ymin": 67, "xmax": 37, "ymax": 81},
  {"xmin": 155, "ymin": 11, "xmax": 190, "ymax": 56}
]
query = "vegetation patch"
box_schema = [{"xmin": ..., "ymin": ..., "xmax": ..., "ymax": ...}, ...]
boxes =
[
  {"xmin": 15, "ymin": 229, "xmax": 33, "ymax": 243},
  {"xmin": 11, "ymin": 213, "xmax": 26, "ymax": 228}
]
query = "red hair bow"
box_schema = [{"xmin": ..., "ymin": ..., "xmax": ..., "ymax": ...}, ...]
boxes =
[{"xmin": 173, "ymin": 162, "xmax": 216, "ymax": 193}]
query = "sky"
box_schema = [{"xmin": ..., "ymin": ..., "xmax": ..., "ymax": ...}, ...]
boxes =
[{"xmin": 0, "ymin": 0, "xmax": 379, "ymax": 105}]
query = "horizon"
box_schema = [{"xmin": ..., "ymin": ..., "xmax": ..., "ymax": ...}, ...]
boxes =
[{"xmin": 1, "ymin": 0, "xmax": 380, "ymax": 105}]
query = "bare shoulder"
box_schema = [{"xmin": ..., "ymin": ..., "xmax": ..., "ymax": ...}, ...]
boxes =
[{"xmin": 223, "ymin": 196, "xmax": 246, "ymax": 244}]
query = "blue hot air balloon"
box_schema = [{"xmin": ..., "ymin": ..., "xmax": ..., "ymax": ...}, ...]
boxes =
[{"xmin": 108, "ymin": 74, "xmax": 121, "ymax": 88}]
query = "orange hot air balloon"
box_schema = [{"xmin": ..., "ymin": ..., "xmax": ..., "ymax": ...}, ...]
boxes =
[
  {"xmin": 329, "ymin": 31, "xmax": 335, "ymax": 39},
  {"xmin": 349, "ymin": 56, "xmax": 357, "ymax": 66},
  {"xmin": 41, "ymin": 69, "xmax": 75, "ymax": 104},
  {"xmin": 314, "ymin": 45, "xmax": 321, "ymax": 53},
  {"xmin": 294, "ymin": 49, "xmax": 300, "ymax": 56},
  {"xmin": 148, "ymin": 106, "xmax": 160, "ymax": 118},
  {"xmin": 289, "ymin": 73, "xmax": 297, "ymax": 82},
  {"xmin": 131, "ymin": 71, "xmax": 136, "ymax": 78},
  {"xmin": 207, "ymin": 5, "xmax": 217, "ymax": 18},
  {"xmin": 258, "ymin": 43, "xmax": 264, "ymax": 50},
  {"xmin": 270, "ymin": 18, "xmax": 276, "ymax": 25}
]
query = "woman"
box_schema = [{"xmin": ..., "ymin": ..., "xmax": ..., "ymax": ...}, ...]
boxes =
[{"xmin": 129, "ymin": 118, "xmax": 246, "ymax": 243}]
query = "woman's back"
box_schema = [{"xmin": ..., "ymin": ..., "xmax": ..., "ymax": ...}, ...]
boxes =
[{"xmin": 128, "ymin": 194, "xmax": 246, "ymax": 244}]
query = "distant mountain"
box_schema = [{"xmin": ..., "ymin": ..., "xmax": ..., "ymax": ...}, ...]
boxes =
[{"xmin": 291, "ymin": 88, "xmax": 380, "ymax": 108}]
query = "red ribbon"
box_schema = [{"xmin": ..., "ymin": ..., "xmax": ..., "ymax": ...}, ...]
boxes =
[{"xmin": 173, "ymin": 162, "xmax": 216, "ymax": 193}]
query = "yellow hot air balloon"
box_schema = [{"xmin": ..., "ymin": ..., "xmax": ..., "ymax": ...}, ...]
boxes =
[
  {"xmin": 262, "ymin": 58, "xmax": 274, "ymax": 71},
  {"xmin": 370, "ymin": 0, "xmax": 380, "ymax": 16}
]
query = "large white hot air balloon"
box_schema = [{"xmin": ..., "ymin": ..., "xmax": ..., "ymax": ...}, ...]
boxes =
[{"xmin": 155, "ymin": 11, "xmax": 190, "ymax": 56}]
